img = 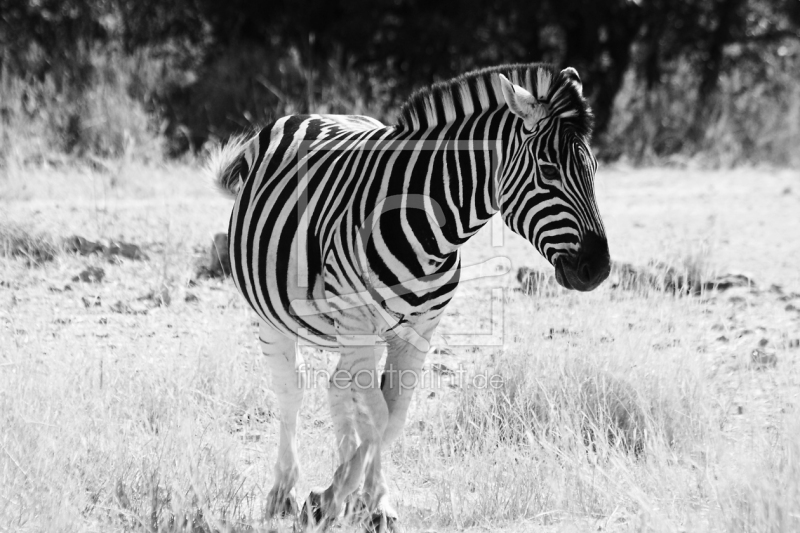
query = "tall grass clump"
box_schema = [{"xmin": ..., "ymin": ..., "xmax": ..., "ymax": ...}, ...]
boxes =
[
  {"xmin": 445, "ymin": 358, "xmax": 654, "ymax": 457},
  {"xmin": 0, "ymin": 224, "xmax": 58, "ymax": 265},
  {"xmin": 611, "ymin": 240, "xmax": 727, "ymax": 297},
  {"xmin": 421, "ymin": 341, "xmax": 709, "ymax": 528}
]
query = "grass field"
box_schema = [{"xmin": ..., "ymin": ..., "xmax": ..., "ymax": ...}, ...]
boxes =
[{"xmin": 1, "ymin": 163, "xmax": 799, "ymax": 533}]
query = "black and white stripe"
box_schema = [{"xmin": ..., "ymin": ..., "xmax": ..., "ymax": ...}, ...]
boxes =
[
  {"xmin": 210, "ymin": 62, "xmax": 610, "ymax": 528},
  {"xmin": 212, "ymin": 63, "xmax": 608, "ymax": 347}
]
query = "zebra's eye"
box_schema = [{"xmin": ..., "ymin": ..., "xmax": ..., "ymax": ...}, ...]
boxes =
[{"xmin": 541, "ymin": 165, "xmax": 560, "ymax": 180}]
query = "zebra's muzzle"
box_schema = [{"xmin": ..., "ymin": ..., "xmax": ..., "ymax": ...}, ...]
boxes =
[{"xmin": 554, "ymin": 232, "xmax": 610, "ymax": 292}]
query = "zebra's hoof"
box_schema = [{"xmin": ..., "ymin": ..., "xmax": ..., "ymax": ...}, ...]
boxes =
[
  {"xmin": 265, "ymin": 488, "xmax": 298, "ymax": 519},
  {"xmin": 365, "ymin": 508, "xmax": 400, "ymax": 533},
  {"xmin": 300, "ymin": 490, "xmax": 335, "ymax": 531},
  {"xmin": 343, "ymin": 492, "xmax": 369, "ymax": 524}
]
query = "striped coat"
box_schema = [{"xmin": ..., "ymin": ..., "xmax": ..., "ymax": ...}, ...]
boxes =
[{"xmin": 210, "ymin": 63, "xmax": 610, "ymax": 530}]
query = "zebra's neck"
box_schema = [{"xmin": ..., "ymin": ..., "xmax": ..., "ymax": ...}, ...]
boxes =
[
  {"xmin": 396, "ymin": 68, "xmax": 521, "ymax": 133},
  {"xmin": 386, "ymin": 68, "xmax": 538, "ymax": 258},
  {"xmin": 385, "ymin": 106, "xmax": 521, "ymax": 261}
]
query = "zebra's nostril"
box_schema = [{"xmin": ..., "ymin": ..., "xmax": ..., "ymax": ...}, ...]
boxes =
[
  {"xmin": 578, "ymin": 262, "xmax": 592, "ymax": 282},
  {"xmin": 576, "ymin": 231, "xmax": 610, "ymax": 285}
]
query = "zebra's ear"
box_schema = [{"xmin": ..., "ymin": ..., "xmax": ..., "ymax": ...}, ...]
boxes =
[
  {"xmin": 498, "ymin": 73, "xmax": 543, "ymax": 130},
  {"xmin": 560, "ymin": 67, "xmax": 583, "ymax": 96}
]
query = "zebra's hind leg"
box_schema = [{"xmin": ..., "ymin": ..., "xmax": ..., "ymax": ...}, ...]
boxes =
[{"xmin": 259, "ymin": 322, "xmax": 306, "ymax": 519}]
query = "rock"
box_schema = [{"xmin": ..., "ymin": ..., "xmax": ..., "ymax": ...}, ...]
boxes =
[
  {"xmin": 72, "ymin": 266, "xmax": 105, "ymax": 283},
  {"xmin": 106, "ymin": 240, "xmax": 147, "ymax": 260},
  {"xmin": 137, "ymin": 287, "xmax": 171, "ymax": 307},
  {"xmin": 110, "ymin": 300, "xmax": 148, "ymax": 315},
  {"xmin": 210, "ymin": 233, "xmax": 231, "ymax": 276},
  {"xmin": 155, "ymin": 287, "xmax": 171, "ymax": 306},
  {"xmin": 64, "ymin": 236, "xmax": 147, "ymax": 260},
  {"xmin": 750, "ymin": 349, "xmax": 777, "ymax": 369},
  {"xmin": 64, "ymin": 235, "xmax": 104, "ymax": 255},
  {"xmin": 81, "ymin": 295, "xmax": 101, "ymax": 308},
  {"xmin": 708, "ymin": 273, "xmax": 756, "ymax": 292},
  {"xmin": 184, "ymin": 292, "xmax": 199, "ymax": 303},
  {"xmin": 196, "ymin": 233, "xmax": 231, "ymax": 279}
]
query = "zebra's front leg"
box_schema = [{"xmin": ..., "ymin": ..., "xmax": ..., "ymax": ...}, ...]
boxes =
[
  {"xmin": 259, "ymin": 322, "xmax": 306, "ymax": 519},
  {"xmin": 381, "ymin": 329, "xmax": 432, "ymax": 447},
  {"xmin": 302, "ymin": 340, "xmax": 390, "ymax": 531}
]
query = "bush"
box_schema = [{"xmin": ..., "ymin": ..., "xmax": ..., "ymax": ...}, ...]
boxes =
[
  {"xmin": 0, "ymin": 51, "xmax": 163, "ymax": 169},
  {"xmin": 603, "ymin": 42, "xmax": 800, "ymax": 167},
  {"xmin": 162, "ymin": 46, "xmax": 396, "ymax": 155}
]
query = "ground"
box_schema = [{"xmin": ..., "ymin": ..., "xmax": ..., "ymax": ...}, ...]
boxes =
[{"xmin": 1, "ymin": 163, "xmax": 799, "ymax": 532}]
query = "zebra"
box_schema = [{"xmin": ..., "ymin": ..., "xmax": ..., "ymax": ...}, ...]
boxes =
[{"xmin": 209, "ymin": 62, "xmax": 610, "ymax": 531}]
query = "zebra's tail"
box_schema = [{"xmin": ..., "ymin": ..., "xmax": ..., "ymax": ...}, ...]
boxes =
[{"xmin": 206, "ymin": 134, "xmax": 254, "ymax": 199}]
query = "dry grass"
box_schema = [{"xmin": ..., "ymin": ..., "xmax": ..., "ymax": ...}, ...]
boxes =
[
  {"xmin": 0, "ymin": 225, "xmax": 59, "ymax": 265},
  {"xmin": 1, "ymin": 164, "xmax": 799, "ymax": 532}
]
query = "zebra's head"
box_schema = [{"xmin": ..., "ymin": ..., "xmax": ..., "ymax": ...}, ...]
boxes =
[{"xmin": 497, "ymin": 66, "xmax": 610, "ymax": 291}]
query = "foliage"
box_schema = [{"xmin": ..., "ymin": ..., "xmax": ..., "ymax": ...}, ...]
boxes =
[
  {"xmin": 0, "ymin": 0, "xmax": 799, "ymax": 165},
  {"xmin": 0, "ymin": 51, "xmax": 164, "ymax": 167}
]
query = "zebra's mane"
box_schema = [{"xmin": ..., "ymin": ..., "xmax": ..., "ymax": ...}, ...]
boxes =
[{"xmin": 396, "ymin": 63, "xmax": 593, "ymax": 138}]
